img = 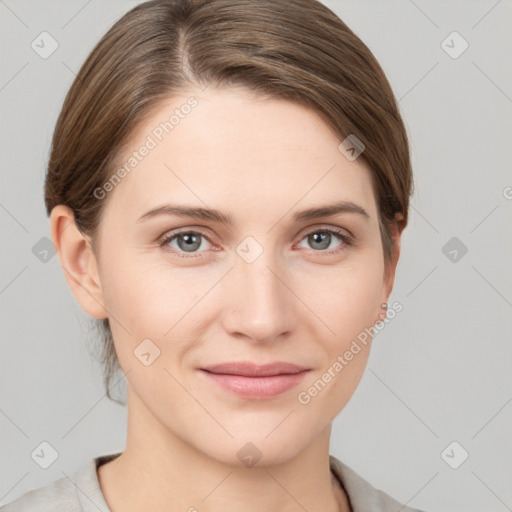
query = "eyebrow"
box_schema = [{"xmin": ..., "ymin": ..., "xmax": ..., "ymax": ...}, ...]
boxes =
[{"xmin": 136, "ymin": 200, "xmax": 370, "ymax": 225}]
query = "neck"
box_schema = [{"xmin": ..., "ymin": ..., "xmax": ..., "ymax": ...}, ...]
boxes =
[{"xmin": 97, "ymin": 388, "xmax": 351, "ymax": 512}]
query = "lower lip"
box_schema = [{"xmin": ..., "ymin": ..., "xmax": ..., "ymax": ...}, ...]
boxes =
[{"xmin": 199, "ymin": 369, "xmax": 310, "ymax": 399}]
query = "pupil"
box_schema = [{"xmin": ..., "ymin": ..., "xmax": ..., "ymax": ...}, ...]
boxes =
[{"xmin": 311, "ymin": 232, "xmax": 329, "ymax": 250}]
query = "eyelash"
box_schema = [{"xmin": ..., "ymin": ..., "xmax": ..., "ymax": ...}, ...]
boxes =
[{"xmin": 158, "ymin": 227, "xmax": 354, "ymax": 257}]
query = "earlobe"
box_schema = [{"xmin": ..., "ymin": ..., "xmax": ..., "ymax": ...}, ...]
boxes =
[{"xmin": 50, "ymin": 205, "xmax": 108, "ymax": 319}]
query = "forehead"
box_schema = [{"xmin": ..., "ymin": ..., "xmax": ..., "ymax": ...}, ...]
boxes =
[{"xmin": 102, "ymin": 86, "xmax": 377, "ymax": 224}]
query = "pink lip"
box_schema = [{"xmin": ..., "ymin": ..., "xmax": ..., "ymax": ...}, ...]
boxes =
[{"xmin": 199, "ymin": 361, "xmax": 311, "ymax": 399}]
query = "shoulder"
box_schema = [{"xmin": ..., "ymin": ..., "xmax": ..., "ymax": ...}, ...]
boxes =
[
  {"xmin": 329, "ymin": 455, "xmax": 426, "ymax": 512},
  {"xmin": 0, "ymin": 471, "xmax": 78, "ymax": 512},
  {"xmin": 0, "ymin": 453, "xmax": 119, "ymax": 512}
]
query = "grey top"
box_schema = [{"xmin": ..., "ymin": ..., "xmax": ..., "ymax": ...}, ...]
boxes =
[{"xmin": 0, "ymin": 452, "xmax": 425, "ymax": 512}]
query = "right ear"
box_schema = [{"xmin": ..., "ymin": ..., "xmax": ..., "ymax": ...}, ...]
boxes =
[{"xmin": 50, "ymin": 205, "xmax": 108, "ymax": 319}]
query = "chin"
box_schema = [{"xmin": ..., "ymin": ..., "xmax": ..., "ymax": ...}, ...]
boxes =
[
  {"xmin": 209, "ymin": 439, "xmax": 306, "ymax": 469},
  {"xmin": 189, "ymin": 416, "xmax": 318, "ymax": 468}
]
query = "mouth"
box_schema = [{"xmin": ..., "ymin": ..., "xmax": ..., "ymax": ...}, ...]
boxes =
[
  {"xmin": 201, "ymin": 361, "xmax": 310, "ymax": 377},
  {"xmin": 199, "ymin": 361, "xmax": 311, "ymax": 399}
]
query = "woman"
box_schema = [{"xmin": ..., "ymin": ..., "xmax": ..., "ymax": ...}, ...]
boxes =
[{"xmin": 1, "ymin": 0, "xmax": 424, "ymax": 510}]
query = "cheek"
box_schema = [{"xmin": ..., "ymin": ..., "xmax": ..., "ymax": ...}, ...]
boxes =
[
  {"xmin": 292, "ymin": 255, "xmax": 383, "ymax": 406},
  {"xmin": 295, "ymin": 266, "xmax": 381, "ymax": 417},
  {"xmin": 100, "ymin": 254, "xmax": 215, "ymax": 351},
  {"xmin": 300, "ymin": 257, "xmax": 384, "ymax": 341}
]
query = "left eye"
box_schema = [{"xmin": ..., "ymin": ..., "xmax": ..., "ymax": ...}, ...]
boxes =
[
  {"xmin": 297, "ymin": 228, "xmax": 352, "ymax": 252},
  {"xmin": 159, "ymin": 228, "xmax": 352, "ymax": 256}
]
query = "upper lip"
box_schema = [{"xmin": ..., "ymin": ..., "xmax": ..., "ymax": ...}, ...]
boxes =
[{"xmin": 201, "ymin": 361, "xmax": 310, "ymax": 377}]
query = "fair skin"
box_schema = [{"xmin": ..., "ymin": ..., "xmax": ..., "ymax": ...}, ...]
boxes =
[{"xmin": 51, "ymin": 85, "xmax": 402, "ymax": 512}]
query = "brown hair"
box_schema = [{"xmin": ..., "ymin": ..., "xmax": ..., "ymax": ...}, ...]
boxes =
[{"xmin": 45, "ymin": 0, "xmax": 413, "ymax": 404}]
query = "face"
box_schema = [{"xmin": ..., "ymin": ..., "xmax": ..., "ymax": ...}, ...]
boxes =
[{"xmin": 90, "ymin": 85, "xmax": 395, "ymax": 466}]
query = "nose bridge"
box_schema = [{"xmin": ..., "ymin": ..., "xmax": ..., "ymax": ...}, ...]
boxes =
[{"xmin": 223, "ymin": 237, "xmax": 294, "ymax": 341}]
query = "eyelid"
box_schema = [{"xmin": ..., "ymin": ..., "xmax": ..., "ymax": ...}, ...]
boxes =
[{"xmin": 297, "ymin": 223, "xmax": 353, "ymax": 240}]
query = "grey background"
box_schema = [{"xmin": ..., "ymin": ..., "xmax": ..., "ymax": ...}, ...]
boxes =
[{"xmin": 1, "ymin": 1, "xmax": 511, "ymax": 510}]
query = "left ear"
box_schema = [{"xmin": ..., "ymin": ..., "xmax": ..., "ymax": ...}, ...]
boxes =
[{"xmin": 382, "ymin": 213, "xmax": 406, "ymax": 302}]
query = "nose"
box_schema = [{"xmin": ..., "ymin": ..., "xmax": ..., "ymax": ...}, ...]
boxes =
[{"xmin": 220, "ymin": 248, "xmax": 296, "ymax": 344}]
